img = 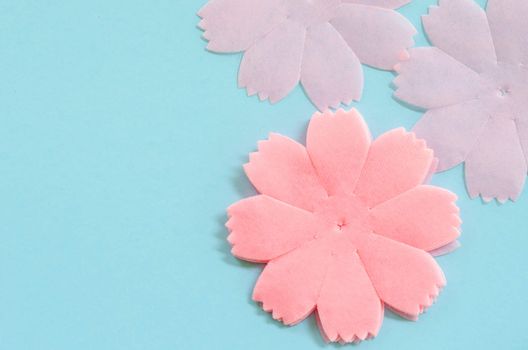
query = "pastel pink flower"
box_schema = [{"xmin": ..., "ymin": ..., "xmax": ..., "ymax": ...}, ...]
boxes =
[
  {"xmin": 198, "ymin": 0, "xmax": 416, "ymax": 111},
  {"xmin": 226, "ymin": 109, "xmax": 460, "ymax": 343},
  {"xmin": 394, "ymin": 0, "xmax": 528, "ymax": 202}
]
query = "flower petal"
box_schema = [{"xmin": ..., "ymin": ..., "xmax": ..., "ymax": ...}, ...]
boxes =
[
  {"xmin": 244, "ymin": 133, "xmax": 327, "ymax": 211},
  {"xmin": 487, "ymin": 0, "xmax": 528, "ymax": 65},
  {"xmin": 330, "ymin": 4, "xmax": 416, "ymax": 70},
  {"xmin": 300, "ymin": 22, "xmax": 363, "ymax": 111},
  {"xmin": 358, "ymin": 234, "xmax": 446, "ymax": 319},
  {"xmin": 238, "ymin": 20, "xmax": 305, "ymax": 103},
  {"xmin": 412, "ymin": 99, "xmax": 490, "ymax": 172},
  {"xmin": 227, "ymin": 195, "xmax": 325, "ymax": 263},
  {"xmin": 198, "ymin": 0, "xmax": 287, "ymax": 53},
  {"xmin": 306, "ymin": 109, "xmax": 371, "ymax": 196},
  {"xmin": 253, "ymin": 236, "xmax": 334, "ymax": 326},
  {"xmin": 354, "ymin": 128, "xmax": 434, "ymax": 208},
  {"xmin": 429, "ymin": 240, "xmax": 461, "ymax": 257},
  {"xmin": 369, "ymin": 185, "xmax": 461, "ymax": 252},
  {"xmin": 422, "ymin": 0, "xmax": 497, "ymax": 73},
  {"xmin": 317, "ymin": 244, "xmax": 383, "ymax": 343},
  {"xmin": 465, "ymin": 118, "xmax": 527, "ymax": 203},
  {"xmin": 393, "ymin": 47, "xmax": 483, "ymax": 109},
  {"xmin": 343, "ymin": 0, "xmax": 411, "ymax": 10},
  {"xmin": 516, "ymin": 118, "xmax": 528, "ymax": 167}
]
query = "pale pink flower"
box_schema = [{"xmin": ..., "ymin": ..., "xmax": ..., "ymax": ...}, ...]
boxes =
[
  {"xmin": 394, "ymin": 0, "xmax": 528, "ymax": 202},
  {"xmin": 199, "ymin": 0, "xmax": 415, "ymax": 111}
]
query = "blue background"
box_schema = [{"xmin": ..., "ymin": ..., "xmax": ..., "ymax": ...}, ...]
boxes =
[{"xmin": 0, "ymin": 0, "xmax": 526, "ymax": 349}]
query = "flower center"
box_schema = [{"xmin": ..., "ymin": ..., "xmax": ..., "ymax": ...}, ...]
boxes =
[
  {"xmin": 286, "ymin": 0, "xmax": 341, "ymax": 26},
  {"xmin": 313, "ymin": 194, "xmax": 370, "ymax": 235},
  {"xmin": 479, "ymin": 62, "xmax": 528, "ymax": 110},
  {"xmin": 474, "ymin": 62, "xmax": 528, "ymax": 122},
  {"xmin": 497, "ymin": 85, "xmax": 511, "ymax": 97}
]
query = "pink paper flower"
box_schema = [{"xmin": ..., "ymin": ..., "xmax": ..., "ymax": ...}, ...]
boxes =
[
  {"xmin": 226, "ymin": 109, "xmax": 460, "ymax": 343},
  {"xmin": 198, "ymin": 0, "xmax": 416, "ymax": 111},
  {"xmin": 394, "ymin": 0, "xmax": 528, "ymax": 202}
]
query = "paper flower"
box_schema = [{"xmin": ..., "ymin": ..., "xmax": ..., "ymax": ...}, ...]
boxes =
[
  {"xmin": 226, "ymin": 109, "xmax": 460, "ymax": 343},
  {"xmin": 394, "ymin": 0, "xmax": 528, "ymax": 202},
  {"xmin": 198, "ymin": 0, "xmax": 416, "ymax": 111}
]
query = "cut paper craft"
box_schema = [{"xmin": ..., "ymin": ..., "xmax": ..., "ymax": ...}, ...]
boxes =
[
  {"xmin": 393, "ymin": 0, "xmax": 528, "ymax": 203},
  {"xmin": 198, "ymin": 0, "xmax": 416, "ymax": 111},
  {"xmin": 226, "ymin": 109, "xmax": 461, "ymax": 343}
]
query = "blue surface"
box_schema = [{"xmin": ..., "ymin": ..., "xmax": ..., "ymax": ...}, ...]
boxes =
[{"xmin": 0, "ymin": 0, "xmax": 526, "ymax": 349}]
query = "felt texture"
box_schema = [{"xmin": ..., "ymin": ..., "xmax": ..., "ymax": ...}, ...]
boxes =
[
  {"xmin": 226, "ymin": 109, "xmax": 460, "ymax": 344},
  {"xmin": 394, "ymin": 0, "xmax": 528, "ymax": 202},
  {"xmin": 198, "ymin": 0, "xmax": 416, "ymax": 111}
]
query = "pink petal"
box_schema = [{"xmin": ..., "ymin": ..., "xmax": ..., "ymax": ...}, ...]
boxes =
[
  {"xmin": 244, "ymin": 133, "xmax": 327, "ymax": 211},
  {"xmin": 423, "ymin": 157, "xmax": 439, "ymax": 185},
  {"xmin": 226, "ymin": 195, "xmax": 325, "ymax": 263},
  {"xmin": 317, "ymin": 244, "xmax": 383, "ymax": 343},
  {"xmin": 330, "ymin": 4, "xmax": 416, "ymax": 70},
  {"xmin": 517, "ymin": 118, "xmax": 528, "ymax": 166},
  {"xmin": 252, "ymin": 236, "xmax": 335, "ymax": 326},
  {"xmin": 369, "ymin": 185, "xmax": 461, "ymax": 252},
  {"xmin": 306, "ymin": 109, "xmax": 371, "ymax": 196},
  {"xmin": 393, "ymin": 47, "xmax": 483, "ymax": 109},
  {"xmin": 412, "ymin": 100, "xmax": 489, "ymax": 172},
  {"xmin": 354, "ymin": 128, "xmax": 434, "ymax": 208},
  {"xmin": 465, "ymin": 118, "xmax": 527, "ymax": 203},
  {"xmin": 198, "ymin": 0, "xmax": 287, "ymax": 53},
  {"xmin": 343, "ymin": 0, "xmax": 411, "ymax": 10},
  {"xmin": 422, "ymin": 0, "xmax": 497, "ymax": 73},
  {"xmin": 238, "ymin": 20, "xmax": 305, "ymax": 103},
  {"xmin": 358, "ymin": 234, "xmax": 446, "ymax": 319},
  {"xmin": 487, "ymin": 0, "xmax": 528, "ymax": 65},
  {"xmin": 300, "ymin": 22, "xmax": 363, "ymax": 110}
]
